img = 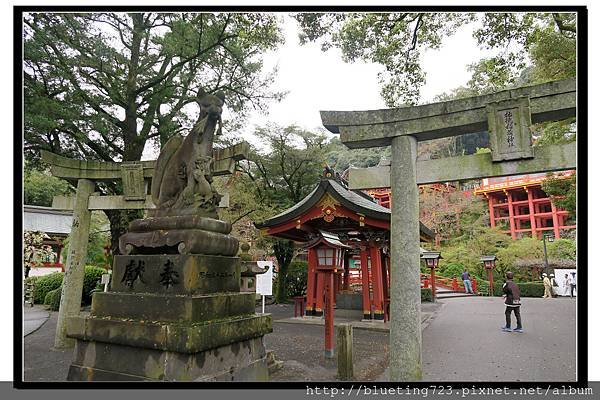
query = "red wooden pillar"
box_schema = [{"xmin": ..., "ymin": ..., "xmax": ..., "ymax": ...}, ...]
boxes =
[
  {"xmin": 380, "ymin": 250, "xmax": 389, "ymax": 304},
  {"xmin": 487, "ymin": 195, "xmax": 496, "ymax": 228},
  {"xmin": 429, "ymin": 266, "xmax": 437, "ymax": 301},
  {"xmin": 506, "ymin": 190, "xmax": 517, "ymax": 239},
  {"xmin": 359, "ymin": 247, "xmax": 371, "ymax": 320},
  {"xmin": 526, "ymin": 188, "xmax": 537, "ymax": 239},
  {"xmin": 487, "ymin": 269, "xmax": 494, "ymax": 296},
  {"xmin": 550, "ymin": 201, "xmax": 561, "ymax": 239},
  {"xmin": 305, "ymin": 248, "xmax": 318, "ymax": 315},
  {"xmin": 315, "ymin": 272, "xmax": 325, "ymax": 317},
  {"xmin": 324, "ymin": 272, "xmax": 335, "ymax": 358},
  {"xmin": 369, "ymin": 244, "xmax": 384, "ymax": 320}
]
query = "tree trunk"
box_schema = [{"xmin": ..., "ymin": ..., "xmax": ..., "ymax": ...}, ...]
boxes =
[
  {"xmin": 105, "ymin": 209, "xmax": 144, "ymax": 255},
  {"xmin": 274, "ymin": 240, "xmax": 294, "ymax": 303}
]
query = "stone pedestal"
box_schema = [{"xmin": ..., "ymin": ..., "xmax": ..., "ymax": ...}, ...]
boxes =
[{"xmin": 66, "ymin": 254, "xmax": 272, "ymax": 381}]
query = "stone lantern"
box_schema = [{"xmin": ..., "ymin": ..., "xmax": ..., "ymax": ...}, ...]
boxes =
[{"xmin": 480, "ymin": 255, "xmax": 497, "ymax": 296}]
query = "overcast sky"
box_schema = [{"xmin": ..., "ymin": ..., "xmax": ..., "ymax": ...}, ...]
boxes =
[{"xmin": 241, "ymin": 15, "xmax": 495, "ymax": 135}]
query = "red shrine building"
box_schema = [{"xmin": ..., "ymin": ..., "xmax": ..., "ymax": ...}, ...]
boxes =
[
  {"xmin": 256, "ymin": 169, "xmax": 434, "ymax": 321},
  {"xmin": 473, "ymin": 172, "xmax": 575, "ymax": 239},
  {"xmin": 365, "ymin": 172, "xmax": 575, "ymax": 241}
]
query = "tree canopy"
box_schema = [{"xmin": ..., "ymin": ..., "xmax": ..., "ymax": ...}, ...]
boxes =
[
  {"xmin": 295, "ymin": 12, "xmax": 576, "ymax": 106},
  {"xmin": 24, "ymin": 12, "xmax": 285, "ymax": 164}
]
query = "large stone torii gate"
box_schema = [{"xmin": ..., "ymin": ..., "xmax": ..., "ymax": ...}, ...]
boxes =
[
  {"xmin": 41, "ymin": 142, "xmax": 248, "ymax": 348},
  {"xmin": 320, "ymin": 78, "xmax": 576, "ymax": 381}
]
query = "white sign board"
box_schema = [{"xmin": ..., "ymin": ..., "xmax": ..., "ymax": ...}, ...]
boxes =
[{"xmin": 255, "ymin": 261, "xmax": 273, "ymax": 296}]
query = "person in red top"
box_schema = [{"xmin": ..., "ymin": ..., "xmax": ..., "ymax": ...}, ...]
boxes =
[{"xmin": 501, "ymin": 271, "xmax": 523, "ymax": 333}]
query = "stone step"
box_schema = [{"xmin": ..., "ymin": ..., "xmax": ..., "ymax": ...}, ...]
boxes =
[{"xmin": 436, "ymin": 292, "xmax": 478, "ymax": 299}]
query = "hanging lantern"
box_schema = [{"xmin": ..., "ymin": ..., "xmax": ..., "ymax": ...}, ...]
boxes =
[{"xmin": 307, "ymin": 231, "xmax": 351, "ymax": 273}]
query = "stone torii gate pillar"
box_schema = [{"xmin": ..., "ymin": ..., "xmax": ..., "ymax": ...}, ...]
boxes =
[
  {"xmin": 320, "ymin": 78, "xmax": 576, "ymax": 381},
  {"xmin": 41, "ymin": 142, "xmax": 249, "ymax": 348}
]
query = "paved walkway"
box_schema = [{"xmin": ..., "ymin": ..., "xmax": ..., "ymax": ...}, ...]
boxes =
[
  {"xmin": 420, "ymin": 296, "xmax": 576, "ymax": 381},
  {"xmin": 22, "ymin": 297, "xmax": 576, "ymax": 382},
  {"xmin": 274, "ymin": 302, "xmax": 442, "ymax": 332},
  {"xmin": 23, "ymin": 305, "xmax": 50, "ymax": 336}
]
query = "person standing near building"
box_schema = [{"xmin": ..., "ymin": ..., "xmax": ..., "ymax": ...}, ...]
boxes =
[
  {"xmin": 570, "ymin": 272, "xmax": 577, "ymax": 297},
  {"xmin": 542, "ymin": 273, "xmax": 552, "ymax": 298},
  {"xmin": 461, "ymin": 269, "xmax": 474, "ymax": 294},
  {"xmin": 550, "ymin": 274, "xmax": 559, "ymax": 297},
  {"xmin": 564, "ymin": 273, "xmax": 572, "ymax": 297},
  {"xmin": 501, "ymin": 272, "xmax": 523, "ymax": 332}
]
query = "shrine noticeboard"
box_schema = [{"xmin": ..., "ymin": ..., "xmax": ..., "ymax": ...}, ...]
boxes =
[{"xmin": 255, "ymin": 261, "xmax": 273, "ymax": 296}]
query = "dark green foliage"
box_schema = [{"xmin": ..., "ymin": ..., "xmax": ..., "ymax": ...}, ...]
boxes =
[
  {"xmin": 82, "ymin": 266, "xmax": 106, "ymax": 305},
  {"xmin": 33, "ymin": 272, "xmax": 63, "ymax": 304},
  {"xmin": 24, "ymin": 168, "xmax": 73, "ymax": 206},
  {"xmin": 542, "ymin": 172, "xmax": 576, "ymax": 216},
  {"xmin": 44, "ymin": 287, "xmax": 62, "ymax": 311},
  {"xmin": 477, "ymin": 280, "xmax": 543, "ymax": 297},
  {"xmin": 285, "ymin": 260, "xmax": 308, "ymax": 298},
  {"xmin": 438, "ymin": 263, "xmax": 464, "ymax": 278},
  {"xmin": 517, "ymin": 282, "xmax": 545, "ymax": 298},
  {"xmin": 421, "ymin": 288, "xmax": 433, "ymax": 302},
  {"xmin": 273, "ymin": 240, "xmax": 295, "ymax": 303},
  {"xmin": 547, "ymin": 239, "xmax": 576, "ymax": 261}
]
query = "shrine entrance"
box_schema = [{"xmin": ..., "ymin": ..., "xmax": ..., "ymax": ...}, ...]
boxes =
[
  {"xmin": 256, "ymin": 168, "xmax": 434, "ymax": 356},
  {"xmin": 320, "ymin": 78, "xmax": 576, "ymax": 380}
]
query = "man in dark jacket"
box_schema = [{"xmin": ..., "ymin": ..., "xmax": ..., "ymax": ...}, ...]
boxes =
[{"xmin": 501, "ymin": 271, "xmax": 523, "ymax": 333}]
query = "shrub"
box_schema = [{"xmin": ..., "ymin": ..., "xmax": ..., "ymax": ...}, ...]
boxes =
[
  {"xmin": 285, "ymin": 260, "xmax": 308, "ymax": 298},
  {"xmin": 44, "ymin": 287, "xmax": 62, "ymax": 311},
  {"xmin": 476, "ymin": 280, "xmax": 544, "ymax": 297},
  {"xmin": 33, "ymin": 273, "xmax": 64, "ymax": 304},
  {"xmin": 82, "ymin": 266, "xmax": 106, "ymax": 305},
  {"xmin": 421, "ymin": 288, "xmax": 433, "ymax": 302},
  {"xmin": 438, "ymin": 262, "xmax": 464, "ymax": 278},
  {"xmin": 517, "ymin": 282, "xmax": 545, "ymax": 298}
]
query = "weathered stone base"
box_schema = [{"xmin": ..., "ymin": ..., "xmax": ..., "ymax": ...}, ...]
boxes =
[{"xmin": 67, "ymin": 336, "xmax": 269, "ymax": 381}]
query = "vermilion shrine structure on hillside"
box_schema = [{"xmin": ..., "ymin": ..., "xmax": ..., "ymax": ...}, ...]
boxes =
[
  {"xmin": 256, "ymin": 169, "xmax": 434, "ymax": 321},
  {"xmin": 473, "ymin": 172, "xmax": 575, "ymax": 239},
  {"xmin": 349, "ymin": 170, "xmax": 575, "ymax": 240}
]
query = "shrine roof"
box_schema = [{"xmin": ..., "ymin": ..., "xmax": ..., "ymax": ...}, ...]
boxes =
[{"xmin": 256, "ymin": 176, "xmax": 434, "ymax": 239}]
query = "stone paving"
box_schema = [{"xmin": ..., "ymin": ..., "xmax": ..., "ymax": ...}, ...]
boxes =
[{"xmin": 22, "ymin": 296, "xmax": 577, "ymax": 382}]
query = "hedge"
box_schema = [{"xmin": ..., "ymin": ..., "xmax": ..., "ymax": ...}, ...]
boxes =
[
  {"xmin": 27, "ymin": 266, "xmax": 106, "ymax": 307},
  {"xmin": 421, "ymin": 288, "xmax": 433, "ymax": 302},
  {"xmin": 476, "ymin": 280, "xmax": 544, "ymax": 297},
  {"xmin": 82, "ymin": 266, "xmax": 106, "ymax": 305},
  {"xmin": 44, "ymin": 288, "xmax": 62, "ymax": 311},
  {"xmin": 32, "ymin": 273, "xmax": 64, "ymax": 304}
]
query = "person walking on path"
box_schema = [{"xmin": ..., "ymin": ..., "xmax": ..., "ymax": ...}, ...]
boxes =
[
  {"xmin": 501, "ymin": 272, "xmax": 523, "ymax": 333},
  {"xmin": 570, "ymin": 272, "xmax": 577, "ymax": 297},
  {"xmin": 461, "ymin": 269, "xmax": 474, "ymax": 294},
  {"xmin": 542, "ymin": 272, "xmax": 552, "ymax": 299},
  {"xmin": 542, "ymin": 273, "xmax": 552, "ymax": 298}
]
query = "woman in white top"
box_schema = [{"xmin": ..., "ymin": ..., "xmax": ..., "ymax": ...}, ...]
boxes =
[{"xmin": 563, "ymin": 273, "xmax": 572, "ymax": 296}]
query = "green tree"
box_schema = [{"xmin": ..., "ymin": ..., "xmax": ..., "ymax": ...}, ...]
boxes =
[
  {"xmin": 24, "ymin": 12, "xmax": 285, "ymax": 251},
  {"xmin": 541, "ymin": 172, "xmax": 576, "ymax": 216},
  {"xmin": 273, "ymin": 240, "xmax": 295, "ymax": 303},
  {"xmin": 24, "ymin": 168, "xmax": 73, "ymax": 206},
  {"xmin": 296, "ymin": 12, "xmax": 576, "ymax": 106},
  {"xmin": 231, "ymin": 124, "xmax": 330, "ymax": 301}
]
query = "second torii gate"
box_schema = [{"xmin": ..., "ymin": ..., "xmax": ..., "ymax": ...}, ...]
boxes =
[
  {"xmin": 320, "ymin": 78, "xmax": 577, "ymax": 381},
  {"xmin": 40, "ymin": 142, "xmax": 248, "ymax": 348}
]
